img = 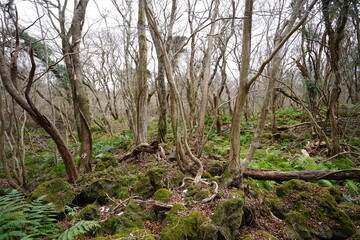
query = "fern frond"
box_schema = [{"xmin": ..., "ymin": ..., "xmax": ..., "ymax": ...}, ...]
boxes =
[{"xmin": 58, "ymin": 221, "xmax": 100, "ymax": 240}]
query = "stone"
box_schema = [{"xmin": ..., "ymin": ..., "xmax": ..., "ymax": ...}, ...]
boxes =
[
  {"xmin": 154, "ymin": 188, "xmax": 172, "ymax": 202},
  {"xmin": 78, "ymin": 204, "xmax": 99, "ymax": 220},
  {"xmin": 212, "ymin": 197, "xmax": 245, "ymax": 240},
  {"xmin": 30, "ymin": 178, "xmax": 74, "ymax": 212}
]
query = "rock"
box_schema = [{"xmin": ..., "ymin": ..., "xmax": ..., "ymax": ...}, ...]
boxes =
[
  {"xmin": 99, "ymin": 153, "xmax": 119, "ymax": 168},
  {"xmin": 212, "ymin": 197, "xmax": 245, "ymax": 240},
  {"xmin": 194, "ymin": 189, "xmax": 210, "ymax": 201},
  {"xmin": 78, "ymin": 204, "xmax": 99, "ymax": 220},
  {"xmin": 115, "ymin": 187, "xmax": 130, "ymax": 200},
  {"xmin": 30, "ymin": 178, "xmax": 74, "ymax": 212},
  {"xmin": 168, "ymin": 170, "xmax": 185, "ymax": 188},
  {"xmin": 77, "ymin": 179, "xmax": 119, "ymax": 205},
  {"xmin": 116, "ymin": 176, "xmax": 138, "ymax": 187},
  {"xmin": 268, "ymin": 179, "xmax": 356, "ymax": 240},
  {"xmin": 186, "ymin": 184, "xmax": 202, "ymax": 197},
  {"xmin": 208, "ymin": 160, "xmax": 225, "ymax": 176},
  {"xmin": 146, "ymin": 167, "xmax": 166, "ymax": 190},
  {"xmin": 95, "ymin": 228, "xmax": 155, "ymax": 240},
  {"xmin": 241, "ymin": 230, "xmax": 278, "ymax": 240},
  {"xmin": 161, "ymin": 206, "xmax": 217, "ymax": 240},
  {"xmin": 154, "ymin": 188, "xmax": 172, "ymax": 202},
  {"xmin": 167, "ymin": 152, "xmax": 176, "ymax": 162},
  {"xmin": 133, "ymin": 176, "xmax": 154, "ymax": 199}
]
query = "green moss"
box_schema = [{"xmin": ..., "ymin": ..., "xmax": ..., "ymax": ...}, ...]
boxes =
[
  {"xmin": 186, "ymin": 184, "xmax": 201, "ymax": 197},
  {"xmin": 161, "ymin": 211, "xmax": 217, "ymax": 240},
  {"xmin": 133, "ymin": 176, "xmax": 155, "ymax": 199},
  {"xmin": 78, "ymin": 179, "xmax": 119, "ymax": 205},
  {"xmin": 94, "ymin": 161, "xmax": 107, "ymax": 171},
  {"xmin": 165, "ymin": 204, "xmax": 188, "ymax": 223},
  {"xmin": 30, "ymin": 178, "xmax": 74, "ymax": 212},
  {"xmin": 116, "ymin": 176, "xmax": 138, "ymax": 187},
  {"xmin": 118, "ymin": 202, "xmax": 150, "ymax": 230},
  {"xmin": 78, "ymin": 204, "xmax": 99, "ymax": 220},
  {"xmin": 116, "ymin": 187, "xmax": 130, "ymax": 200},
  {"xmin": 208, "ymin": 160, "xmax": 225, "ymax": 176},
  {"xmin": 146, "ymin": 167, "xmax": 166, "ymax": 189},
  {"xmin": 194, "ymin": 189, "xmax": 210, "ymax": 201},
  {"xmin": 241, "ymin": 230, "xmax": 278, "ymax": 240},
  {"xmin": 96, "ymin": 228, "xmax": 155, "ymax": 239},
  {"xmin": 212, "ymin": 197, "xmax": 245, "ymax": 239},
  {"xmin": 154, "ymin": 188, "xmax": 172, "ymax": 202},
  {"xmin": 270, "ymin": 180, "xmax": 356, "ymax": 239},
  {"xmin": 168, "ymin": 170, "xmax": 185, "ymax": 188}
]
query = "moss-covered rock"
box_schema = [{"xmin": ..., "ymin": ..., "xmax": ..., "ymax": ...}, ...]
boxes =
[
  {"xmin": 186, "ymin": 184, "xmax": 202, "ymax": 197},
  {"xmin": 212, "ymin": 197, "xmax": 245, "ymax": 240},
  {"xmin": 194, "ymin": 189, "xmax": 210, "ymax": 201},
  {"xmin": 118, "ymin": 202, "xmax": 150, "ymax": 230},
  {"xmin": 168, "ymin": 170, "xmax": 185, "ymax": 188},
  {"xmin": 78, "ymin": 204, "xmax": 99, "ymax": 220},
  {"xmin": 133, "ymin": 176, "xmax": 154, "ymax": 199},
  {"xmin": 30, "ymin": 178, "xmax": 74, "ymax": 212},
  {"xmin": 208, "ymin": 160, "xmax": 225, "ymax": 176},
  {"xmin": 94, "ymin": 161, "xmax": 107, "ymax": 172},
  {"xmin": 94, "ymin": 228, "xmax": 155, "ymax": 240},
  {"xmin": 115, "ymin": 187, "xmax": 130, "ymax": 200},
  {"xmin": 146, "ymin": 167, "xmax": 166, "ymax": 190},
  {"xmin": 161, "ymin": 210, "xmax": 217, "ymax": 240},
  {"xmin": 240, "ymin": 230, "xmax": 278, "ymax": 240},
  {"xmin": 116, "ymin": 176, "xmax": 138, "ymax": 187},
  {"xmin": 77, "ymin": 179, "xmax": 119, "ymax": 205},
  {"xmin": 99, "ymin": 153, "xmax": 119, "ymax": 167},
  {"xmin": 154, "ymin": 188, "xmax": 172, "ymax": 202},
  {"xmin": 269, "ymin": 179, "xmax": 356, "ymax": 240}
]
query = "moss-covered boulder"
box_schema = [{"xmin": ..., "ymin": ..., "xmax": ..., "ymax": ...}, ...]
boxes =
[
  {"xmin": 78, "ymin": 204, "xmax": 99, "ymax": 220},
  {"xmin": 99, "ymin": 153, "xmax": 119, "ymax": 167},
  {"xmin": 268, "ymin": 179, "xmax": 356, "ymax": 240},
  {"xmin": 30, "ymin": 178, "xmax": 74, "ymax": 212},
  {"xmin": 208, "ymin": 160, "xmax": 225, "ymax": 176},
  {"xmin": 194, "ymin": 189, "xmax": 210, "ymax": 201},
  {"xmin": 186, "ymin": 184, "xmax": 202, "ymax": 197},
  {"xmin": 116, "ymin": 176, "xmax": 138, "ymax": 187},
  {"xmin": 133, "ymin": 176, "xmax": 155, "ymax": 199},
  {"xmin": 161, "ymin": 206, "xmax": 217, "ymax": 240},
  {"xmin": 116, "ymin": 187, "xmax": 130, "ymax": 200},
  {"xmin": 77, "ymin": 179, "xmax": 119, "ymax": 205},
  {"xmin": 146, "ymin": 167, "xmax": 166, "ymax": 190},
  {"xmin": 103, "ymin": 202, "xmax": 150, "ymax": 235},
  {"xmin": 241, "ymin": 230, "xmax": 278, "ymax": 240},
  {"xmin": 154, "ymin": 188, "xmax": 172, "ymax": 202},
  {"xmin": 212, "ymin": 197, "xmax": 245, "ymax": 240},
  {"xmin": 94, "ymin": 228, "xmax": 155, "ymax": 240},
  {"xmin": 168, "ymin": 170, "xmax": 185, "ymax": 188}
]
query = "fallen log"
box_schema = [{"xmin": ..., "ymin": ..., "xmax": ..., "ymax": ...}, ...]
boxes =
[
  {"xmin": 243, "ymin": 168, "xmax": 360, "ymax": 181},
  {"xmin": 120, "ymin": 141, "xmax": 162, "ymax": 161}
]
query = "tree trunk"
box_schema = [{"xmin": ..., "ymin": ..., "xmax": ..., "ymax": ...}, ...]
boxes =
[
  {"xmin": 195, "ymin": 0, "xmax": 219, "ymax": 154},
  {"xmin": 0, "ymin": 53, "xmax": 78, "ymax": 183},
  {"xmin": 135, "ymin": 0, "xmax": 148, "ymax": 145}
]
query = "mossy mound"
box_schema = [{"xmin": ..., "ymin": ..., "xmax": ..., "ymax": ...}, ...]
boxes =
[
  {"xmin": 103, "ymin": 202, "xmax": 151, "ymax": 235},
  {"xmin": 161, "ymin": 205, "xmax": 217, "ymax": 240},
  {"xmin": 116, "ymin": 176, "xmax": 138, "ymax": 187},
  {"xmin": 133, "ymin": 176, "xmax": 155, "ymax": 199},
  {"xmin": 208, "ymin": 160, "xmax": 225, "ymax": 176},
  {"xmin": 77, "ymin": 179, "xmax": 120, "ymax": 205},
  {"xmin": 30, "ymin": 178, "xmax": 74, "ymax": 212},
  {"xmin": 194, "ymin": 189, "xmax": 210, "ymax": 201},
  {"xmin": 115, "ymin": 187, "xmax": 130, "ymax": 200},
  {"xmin": 269, "ymin": 179, "xmax": 356, "ymax": 240},
  {"xmin": 146, "ymin": 167, "xmax": 166, "ymax": 190},
  {"xmin": 154, "ymin": 188, "xmax": 172, "ymax": 202},
  {"xmin": 94, "ymin": 228, "xmax": 155, "ymax": 240},
  {"xmin": 78, "ymin": 204, "xmax": 99, "ymax": 220},
  {"xmin": 241, "ymin": 230, "xmax": 278, "ymax": 240},
  {"xmin": 212, "ymin": 197, "xmax": 245, "ymax": 240},
  {"xmin": 168, "ymin": 170, "xmax": 185, "ymax": 188}
]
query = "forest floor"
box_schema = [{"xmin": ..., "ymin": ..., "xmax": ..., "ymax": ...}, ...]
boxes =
[{"xmin": 0, "ymin": 107, "xmax": 359, "ymax": 239}]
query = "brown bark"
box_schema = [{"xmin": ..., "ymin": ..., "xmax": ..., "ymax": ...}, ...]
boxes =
[
  {"xmin": 244, "ymin": 168, "xmax": 360, "ymax": 181},
  {"xmin": 0, "ymin": 52, "xmax": 78, "ymax": 184},
  {"xmin": 135, "ymin": 0, "xmax": 148, "ymax": 145}
]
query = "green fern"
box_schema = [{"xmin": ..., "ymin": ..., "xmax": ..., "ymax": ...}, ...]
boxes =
[
  {"xmin": 58, "ymin": 221, "xmax": 100, "ymax": 240},
  {"xmin": 0, "ymin": 189, "xmax": 59, "ymax": 240},
  {"xmin": 345, "ymin": 180, "xmax": 360, "ymax": 195}
]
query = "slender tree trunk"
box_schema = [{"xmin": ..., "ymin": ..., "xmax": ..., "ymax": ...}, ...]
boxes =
[
  {"xmin": 228, "ymin": 0, "xmax": 253, "ymax": 178},
  {"xmin": 135, "ymin": 0, "xmax": 148, "ymax": 145},
  {"xmin": 195, "ymin": 0, "xmax": 219, "ymax": 154}
]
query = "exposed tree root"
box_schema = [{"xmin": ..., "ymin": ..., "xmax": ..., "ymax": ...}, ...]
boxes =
[
  {"xmin": 120, "ymin": 141, "xmax": 165, "ymax": 161},
  {"xmin": 179, "ymin": 177, "xmax": 219, "ymax": 203}
]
